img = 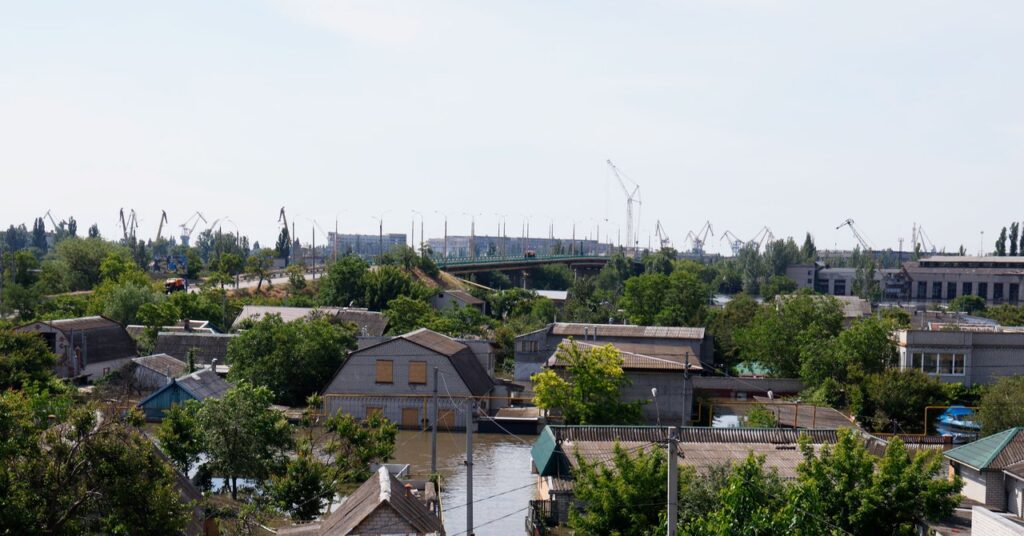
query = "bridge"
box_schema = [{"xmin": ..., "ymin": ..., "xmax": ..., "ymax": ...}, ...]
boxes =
[{"xmin": 433, "ymin": 254, "xmax": 614, "ymax": 274}]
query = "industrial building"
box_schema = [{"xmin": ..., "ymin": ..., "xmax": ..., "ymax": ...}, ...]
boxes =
[
  {"xmin": 896, "ymin": 326, "xmax": 1024, "ymax": 387},
  {"xmin": 902, "ymin": 256, "xmax": 1024, "ymax": 304}
]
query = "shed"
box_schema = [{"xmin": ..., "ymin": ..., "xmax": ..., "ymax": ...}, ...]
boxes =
[
  {"xmin": 429, "ymin": 290, "xmax": 486, "ymax": 314},
  {"xmin": 130, "ymin": 353, "xmax": 188, "ymax": 394},
  {"xmin": 154, "ymin": 332, "xmax": 235, "ymax": 366},
  {"xmin": 945, "ymin": 428, "xmax": 1024, "ymax": 515},
  {"xmin": 16, "ymin": 316, "xmax": 137, "ymax": 380},
  {"xmin": 138, "ymin": 368, "xmax": 231, "ymax": 421}
]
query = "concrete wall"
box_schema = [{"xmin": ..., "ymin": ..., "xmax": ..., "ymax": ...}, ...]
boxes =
[
  {"xmin": 620, "ymin": 371, "xmax": 692, "ymax": 426},
  {"xmin": 1008, "ymin": 476, "xmax": 1024, "ymax": 518},
  {"xmin": 960, "ymin": 465, "xmax": 988, "ymax": 505},
  {"xmin": 352, "ymin": 503, "xmax": 420, "ymax": 534},
  {"xmin": 785, "ymin": 264, "xmax": 816, "ymax": 291},
  {"xmin": 900, "ymin": 330, "xmax": 1024, "ymax": 387},
  {"xmin": 905, "ymin": 269, "xmax": 1024, "ymax": 304}
]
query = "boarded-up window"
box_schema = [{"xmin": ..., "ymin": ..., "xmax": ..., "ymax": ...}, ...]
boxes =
[
  {"xmin": 438, "ymin": 410, "xmax": 456, "ymax": 430},
  {"xmin": 401, "ymin": 408, "xmax": 420, "ymax": 429},
  {"xmin": 375, "ymin": 360, "xmax": 393, "ymax": 383},
  {"xmin": 366, "ymin": 407, "xmax": 383, "ymax": 418},
  {"xmin": 409, "ymin": 361, "xmax": 427, "ymax": 384}
]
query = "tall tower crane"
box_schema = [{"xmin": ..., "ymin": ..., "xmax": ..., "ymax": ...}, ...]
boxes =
[
  {"xmin": 119, "ymin": 208, "xmax": 138, "ymax": 242},
  {"xmin": 655, "ymin": 220, "xmax": 672, "ymax": 249},
  {"xmin": 686, "ymin": 221, "xmax": 713, "ymax": 254},
  {"xmin": 720, "ymin": 230, "xmax": 744, "ymax": 256},
  {"xmin": 179, "ymin": 212, "xmax": 206, "ymax": 247},
  {"xmin": 43, "ymin": 209, "xmax": 63, "ymax": 232},
  {"xmin": 607, "ymin": 160, "xmax": 641, "ymax": 252},
  {"xmin": 836, "ymin": 218, "xmax": 871, "ymax": 251},
  {"xmin": 747, "ymin": 226, "xmax": 774, "ymax": 251},
  {"xmin": 913, "ymin": 223, "xmax": 937, "ymax": 254}
]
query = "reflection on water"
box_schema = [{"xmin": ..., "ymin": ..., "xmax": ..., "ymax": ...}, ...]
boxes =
[{"xmin": 392, "ymin": 429, "xmax": 537, "ymax": 535}]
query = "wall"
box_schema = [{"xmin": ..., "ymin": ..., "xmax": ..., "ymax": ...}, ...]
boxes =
[
  {"xmin": 140, "ymin": 384, "xmax": 195, "ymax": 421},
  {"xmin": 620, "ymin": 371, "xmax": 692, "ymax": 426},
  {"xmin": 959, "ymin": 464, "xmax": 988, "ymax": 505},
  {"xmin": 1008, "ymin": 476, "xmax": 1024, "ymax": 518},
  {"xmin": 352, "ymin": 504, "xmax": 418, "ymax": 534},
  {"xmin": 900, "ymin": 330, "xmax": 1024, "ymax": 387}
]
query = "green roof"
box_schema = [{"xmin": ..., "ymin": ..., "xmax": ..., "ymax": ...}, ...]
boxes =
[
  {"xmin": 945, "ymin": 428, "xmax": 1022, "ymax": 470},
  {"xmin": 531, "ymin": 426, "xmax": 560, "ymax": 476}
]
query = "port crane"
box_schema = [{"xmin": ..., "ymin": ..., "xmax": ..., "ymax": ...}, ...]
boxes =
[
  {"xmin": 178, "ymin": 212, "xmax": 206, "ymax": 247},
  {"xmin": 720, "ymin": 230, "xmax": 744, "ymax": 256},
  {"xmin": 607, "ymin": 160, "xmax": 641, "ymax": 252},
  {"xmin": 684, "ymin": 221, "xmax": 713, "ymax": 254},
  {"xmin": 155, "ymin": 210, "xmax": 168, "ymax": 242},
  {"xmin": 43, "ymin": 209, "xmax": 64, "ymax": 232},
  {"xmin": 747, "ymin": 226, "xmax": 774, "ymax": 251},
  {"xmin": 119, "ymin": 208, "xmax": 138, "ymax": 243},
  {"xmin": 655, "ymin": 220, "xmax": 672, "ymax": 249},
  {"xmin": 912, "ymin": 223, "xmax": 938, "ymax": 254},
  {"xmin": 836, "ymin": 218, "xmax": 872, "ymax": 252}
]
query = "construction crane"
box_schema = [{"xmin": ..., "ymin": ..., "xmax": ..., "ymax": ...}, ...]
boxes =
[
  {"xmin": 720, "ymin": 230, "xmax": 744, "ymax": 256},
  {"xmin": 686, "ymin": 221, "xmax": 713, "ymax": 254},
  {"xmin": 43, "ymin": 209, "xmax": 63, "ymax": 232},
  {"xmin": 155, "ymin": 210, "xmax": 168, "ymax": 242},
  {"xmin": 747, "ymin": 226, "xmax": 774, "ymax": 251},
  {"xmin": 836, "ymin": 218, "xmax": 872, "ymax": 251},
  {"xmin": 913, "ymin": 223, "xmax": 938, "ymax": 254},
  {"xmin": 607, "ymin": 160, "xmax": 641, "ymax": 252},
  {"xmin": 118, "ymin": 208, "xmax": 138, "ymax": 243},
  {"xmin": 654, "ymin": 220, "xmax": 672, "ymax": 249}
]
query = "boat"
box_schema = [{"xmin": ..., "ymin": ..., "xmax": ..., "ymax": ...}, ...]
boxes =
[{"xmin": 936, "ymin": 406, "xmax": 981, "ymax": 431}]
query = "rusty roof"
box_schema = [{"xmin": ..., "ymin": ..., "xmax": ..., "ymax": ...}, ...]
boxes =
[
  {"xmin": 318, "ymin": 466, "xmax": 443, "ymax": 535},
  {"xmin": 445, "ymin": 289, "xmax": 485, "ymax": 306},
  {"xmin": 551, "ymin": 323, "xmax": 705, "ymax": 340},
  {"xmin": 404, "ymin": 328, "xmax": 467, "ymax": 357},
  {"xmin": 546, "ymin": 340, "xmax": 701, "ymax": 371},
  {"xmin": 131, "ymin": 353, "xmax": 187, "ymax": 379}
]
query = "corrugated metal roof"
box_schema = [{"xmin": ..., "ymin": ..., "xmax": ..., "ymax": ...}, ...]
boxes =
[
  {"xmin": 44, "ymin": 316, "xmax": 121, "ymax": 333},
  {"xmin": 546, "ymin": 340, "xmax": 701, "ymax": 371},
  {"xmin": 175, "ymin": 368, "xmax": 231, "ymax": 401},
  {"xmin": 1004, "ymin": 461, "xmax": 1024, "ymax": 481},
  {"xmin": 318, "ymin": 466, "xmax": 443, "ymax": 535},
  {"xmin": 154, "ymin": 332, "xmax": 235, "ymax": 365},
  {"xmin": 404, "ymin": 328, "xmax": 467, "ymax": 357},
  {"xmin": 551, "ymin": 323, "xmax": 705, "ymax": 340},
  {"xmin": 945, "ymin": 428, "xmax": 1024, "ymax": 470},
  {"xmin": 446, "ymin": 289, "xmax": 485, "ymax": 306},
  {"xmin": 692, "ymin": 376, "xmax": 804, "ymax": 394},
  {"xmin": 131, "ymin": 353, "xmax": 187, "ymax": 379}
]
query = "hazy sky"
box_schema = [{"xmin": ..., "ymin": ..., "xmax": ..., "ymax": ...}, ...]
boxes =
[{"xmin": 3, "ymin": 1, "xmax": 1022, "ymax": 254}]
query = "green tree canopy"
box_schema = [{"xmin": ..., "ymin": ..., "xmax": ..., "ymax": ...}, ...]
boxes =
[
  {"xmin": 531, "ymin": 341, "xmax": 643, "ymax": 425},
  {"xmin": 0, "ymin": 329, "xmax": 57, "ymax": 390},
  {"xmin": 978, "ymin": 375, "xmax": 1024, "ymax": 435},
  {"xmin": 228, "ymin": 314, "xmax": 356, "ymax": 406},
  {"xmin": 949, "ymin": 294, "xmax": 987, "ymax": 314},
  {"xmin": 321, "ymin": 409, "xmax": 398, "ymax": 484},
  {"xmin": 734, "ymin": 293, "xmax": 843, "ymax": 377},
  {"xmin": 319, "ymin": 255, "xmax": 369, "ymax": 307}
]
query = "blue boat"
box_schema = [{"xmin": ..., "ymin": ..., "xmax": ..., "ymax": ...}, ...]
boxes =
[{"xmin": 937, "ymin": 406, "xmax": 981, "ymax": 431}]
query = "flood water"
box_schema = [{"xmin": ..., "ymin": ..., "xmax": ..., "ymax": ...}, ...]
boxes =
[{"xmin": 392, "ymin": 429, "xmax": 538, "ymax": 536}]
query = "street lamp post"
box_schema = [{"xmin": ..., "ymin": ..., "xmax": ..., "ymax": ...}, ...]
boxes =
[{"xmin": 434, "ymin": 211, "xmax": 448, "ymax": 259}]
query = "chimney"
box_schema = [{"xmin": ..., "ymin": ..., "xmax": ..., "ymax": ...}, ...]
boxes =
[
  {"xmin": 404, "ymin": 483, "xmax": 413, "ymax": 497},
  {"xmin": 210, "ymin": 358, "xmax": 218, "ymax": 374},
  {"xmin": 584, "ymin": 326, "xmax": 589, "ymax": 339},
  {"xmin": 183, "ymin": 318, "xmax": 192, "ymax": 332},
  {"xmin": 592, "ymin": 326, "xmax": 598, "ymax": 340}
]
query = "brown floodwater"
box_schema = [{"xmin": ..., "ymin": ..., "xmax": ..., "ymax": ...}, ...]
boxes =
[{"xmin": 392, "ymin": 429, "xmax": 538, "ymax": 535}]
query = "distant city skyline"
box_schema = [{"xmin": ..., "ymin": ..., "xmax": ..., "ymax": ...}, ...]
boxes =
[{"xmin": 3, "ymin": 1, "xmax": 1022, "ymax": 255}]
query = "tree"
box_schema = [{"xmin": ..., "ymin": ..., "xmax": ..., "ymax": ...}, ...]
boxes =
[
  {"xmin": 322, "ymin": 410, "xmax": 398, "ymax": 484},
  {"xmin": 31, "ymin": 217, "xmax": 47, "ymax": 253},
  {"xmin": 362, "ymin": 265, "xmax": 424, "ymax": 311},
  {"xmin": 246, "ymin": 248, "xmax": 275, "ymax": 291},
  {"xmin": 95, "ymin": 281, "xmax": 162, "ymax": 326},
  {"xmin": 66, "ymin": 217, "xmax": 77, "ymax": 238},
  {"xmin": 978, "ymin": 376, "xmax": 1024, "ymax": 435},
  {"xmin": 197, "ymin": 382, "xmax": 292, "ymax": 499},
  {"xmin": 51, "ymin": 237, "xmax": 131, "ymax": 290},
  {"xmin": 0, "ymin": 329, "xmax": 57, "ymax": 390},
  {"xmin": 707, "ymin": 293, "xmax": 759, "ymax": 370},
  {"xmin": 529, "ymin": 264, "xmax": 573, "ymax": 290},
  {"xmin": 996, "ymin": 226, "xmax": 1008, "ymax": 256},
  {"xmin": 268, "ymin": 440, "xmax": 335, "ymax": 521},
  {"xmin": 682, "ymin": 454, "xmax": 790, "ymax": 535},
  {"xmin": 760, "ymin": 274, "xmax": 797, "ymax": 299},
  {"xmin": 228, "ymin": 314, "xmax": 356, "ymax": 406},
  {"xmin": 569, "ymin": 443, "xmax": 670, "ymax": 536},
  {"xmin": 531, "ymin": 341, "xmax": 643, "ymax": 424},
  {"xmin": 949, "ymin": 294, "xmax": 986, "ymax": 314},
  {"xmin": 156, "ymin": 401, "xmax": 203, "ymax": 473},
  {"xmin": 87, "ymin": 224, "xmax": 100, "ymax": 238},
  {"xmin": 801, "ymin": 316, "xmax": 898, "ymax": 391},
  {"xmin": 0, "ymin": 390, "xmax": 190, "ymax": 534},
  {"xmin": 319, "ymin": 255, "xmax": 369, "ymax": 307},
  {"xmin": 734, "ymin": 293, "xmax": 843, "ymax": 377},
  {"xmin": 654, "ymin": 269, "xmax": 710, "ymax": 326},
  {"xmin": 384, "ymin": 295, "xmax": 437, "ymax": 334},
  {"xmin": 801, "ymin": 232, "xmax": 817, "ymax": 262},
  {"xmin": 745, "ymin": 404, "xmax": 778, "ymax": 428},
  {"xmin": 620, "ymin": 273, "xmax": 669, "ymax": 325},
  {"xmin": 1011, "ymin": 223, "xmax": 1020, "ymax": 256},
  {"xmin": 982, "ymin": 304, "xmax": 1024, "ymax": 326},
  {"xmin": 275, "ymin": 227, "xmax": 291, "ymax": 264},
  {"xmin": 858, "ymin": 369, "xmax": 947, "ymax": 433},
  {"xmin": 286, "ymin": 263, "xmax": 307, "ymax": 292}
]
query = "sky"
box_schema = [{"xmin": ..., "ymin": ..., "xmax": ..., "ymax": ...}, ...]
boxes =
[{"xmin": 2, "ymin": 1, "xmax": 1023, "ymax": 255}]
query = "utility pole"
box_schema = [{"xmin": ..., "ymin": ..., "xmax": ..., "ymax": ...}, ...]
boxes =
[
  {"xmin": 411, "ymin": 218, "xmax": 415, "ymax": 252},
  {"xmin": 465, "ymin": 402, "xmax": 475, "ymax": 536},
  {"xmin": 667, "ymin": 426, "xmax": 679, "ymax": 536},
  {"xmin": 431, "ymin": 367, "xmax": 439, "ymax": 475}
]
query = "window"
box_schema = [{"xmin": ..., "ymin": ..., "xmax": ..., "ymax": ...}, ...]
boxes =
[
  {"xmin": 375, "ymin": 360, "xmax": 394, "ymax": 383},
  {"xmin": 939, "ymin": 353, "xmax": 954, "ymax": 374},
  {"xmin": 833, "ymin": 280, "xmax": 846, "ymax": 295},
  {"xmin": 994, "ymin": 283, "xmax": 1004, "ymax": 302},
  {"xmin": 1011, "ymin": 284, "xmax": 1020, "ymax": 304},
  {"xmin": 978, "ymin": 282, "xmax": 988, "ymax": 299},
  {"xmin": 917, "ymin": 281, "xmax": 927, "ymax": 298},
  {"xmin": 932, "ymin": 282, "xmax": 942, "ymax": 299},
  {"xmin": 963, "ymin": 282, "xmax": 973, "ymax": 295},
  {"xmin": 947, "ymin": 282, "xmax": 957, "ymax": 300},
  {"xmin": 952, "ymin": 354, "xmax": 965, "ymax": 375},
  {"xmin": 409, "ymin": 361, "xmax": 427, "ymax": 385},
  {"xmin": 912, "ymin": 353, "xmax": 923, "ymax": 370},
  {"xmin": 924, "ymin": 353, "xmax": 938, "ymax": 373}
]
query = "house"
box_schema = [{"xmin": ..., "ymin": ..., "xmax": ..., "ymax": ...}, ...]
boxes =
[
  {"xmin": 125, "ymin": 319, "xmax": 216, "ymax": 339},
  {"xmin": 514, "ymin": 322, "xmax": 712, "ymax": 381},
  {"xmin": 544, "ymin": 340, "xmax": 699, "ymax": 425},
  {"xmin": 323, "ymin": 328, "xmax": 516, "ymax": 430},
  {"xmin": 16, "ymin": 316, "xmax": 137, "ymax": 380},
  {"xmin": 138, "ymin": 367, "xmax": 231, "ymax": 421},
  {"xmin": 529, "ymin": 425, "xmax": 847, "ymax": 529},
  {"xmin": 278, "ymin": 466, "xmax": 443, "ymax": 535},
  {"xmin": 232, "ymin": 305, "xmax": 389, "ymax": 336},
  {"xmin": 429, "ymin": 290, "xmax": 486, "ymax": 314},
  {"xmin": 130, "ymin": 353, "xmax": 188, "ymax": 394},
  {"xmin": 154, "ymin": 332, "xmax": 236, "ymax": 367},
  {"xmin": 944, "ymin": 428, "xmax": 1024, "ymax": 516},
  {"xmin": 896, "ymin": 328, "xmax": 1024, "ymax": 386},
  {"xmin": 534, "ymin": 289, "xmax": 568, "ymax": 307},
  {"xmin": 692, "ymin": 376, "xmax": 804, "ymax": 401}
]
